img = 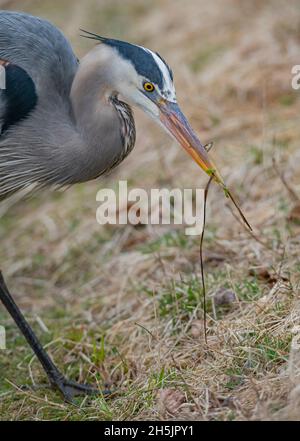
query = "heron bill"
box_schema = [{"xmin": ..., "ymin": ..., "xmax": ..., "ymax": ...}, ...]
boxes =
[{"xmin": 159, "ymin": 101, "xmax": 224, "ymax": 185}]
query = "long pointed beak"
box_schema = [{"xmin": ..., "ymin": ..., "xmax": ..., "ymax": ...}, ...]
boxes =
[{"xmin": 159, "ymin": 101, "xmax": 224, "ymax": 184}]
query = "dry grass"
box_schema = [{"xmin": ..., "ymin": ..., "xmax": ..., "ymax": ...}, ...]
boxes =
[{"xmin": 0, "ymin": 0, "xmax": 300, "ymax": 420}]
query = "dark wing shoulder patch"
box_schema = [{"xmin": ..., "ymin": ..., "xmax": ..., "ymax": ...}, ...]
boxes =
[{"xmin": 0, "ymin": 59, "xmax": 38, "ymax": 135}]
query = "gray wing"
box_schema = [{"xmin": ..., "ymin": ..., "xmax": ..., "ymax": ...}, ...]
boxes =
[
  {"xmin": 0, "ymin": 11, "xmax": 78, "ymax": 103},
  {"xmin": 0, "ymin": 11, "xmax": 79, "ymax": 198}
]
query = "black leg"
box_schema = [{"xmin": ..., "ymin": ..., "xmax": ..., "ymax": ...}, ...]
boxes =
[{"xmin": 0, "ymin": 271, "xmax": 110, "ymax": 402}]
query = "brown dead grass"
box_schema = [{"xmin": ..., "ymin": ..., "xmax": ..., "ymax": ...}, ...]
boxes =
[{"xmin": 0, "ymin": 0, "xmax": 300, "ymax": 421}]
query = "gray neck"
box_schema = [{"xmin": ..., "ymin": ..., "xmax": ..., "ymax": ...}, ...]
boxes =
[{"xmin": 68, "ymin": 50, "xmax": 127, "ymax": 183}]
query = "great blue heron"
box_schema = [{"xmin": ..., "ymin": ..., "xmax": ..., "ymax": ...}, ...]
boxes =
[{"xmin": 0, "ymin": 11, "xmax": 219, "ymax": 402}]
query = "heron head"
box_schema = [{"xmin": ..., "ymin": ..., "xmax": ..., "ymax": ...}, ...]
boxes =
[{"xmin": 81, "ymin": 31, "xmax": 222, "ymax": 182}]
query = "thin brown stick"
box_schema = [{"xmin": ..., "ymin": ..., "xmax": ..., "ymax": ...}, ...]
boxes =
[
  {"xmin": 209, "ymin": 173, "xmax": 252, "ymax": 231},
  {"xmin": 224, "ymin": 187, "xmax": 252, "ymax": 231},
  {"xmin": 200, "ymin": 176, "xmax": 213, "ymax": 345},
  {"xmin": 226, "ymin": 203, "xmax": 281, "ymax": 255}
]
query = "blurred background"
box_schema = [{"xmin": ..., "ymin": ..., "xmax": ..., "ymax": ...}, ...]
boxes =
[{"xmin": 0, "ymin": 0, "xmax": 300, "ymax": 421}]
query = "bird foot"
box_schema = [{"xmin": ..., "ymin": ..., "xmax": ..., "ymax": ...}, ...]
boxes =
[
  {"xmin": 20, "ymin": 378, "xmax": 111, "ymax": 403},
  {"xmin": 56, "ymin": 379, "xmax": 99, "ymax": 402},
  {"xmin": 50, "ymin": 376, "xmax": 111, "ymax": 403}
]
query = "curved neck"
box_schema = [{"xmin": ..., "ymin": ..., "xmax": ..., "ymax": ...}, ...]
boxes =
[{"xmin": 69, "ymin": 47, "xmax": 126, "ymax": 180}]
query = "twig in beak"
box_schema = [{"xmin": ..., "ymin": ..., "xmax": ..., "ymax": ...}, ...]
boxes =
[
  {"xmin": 199, "ymin": 178, "xmax": 251, "ymax": 345},
  {"xmin": 198, "ymin": 142, "xmax": 252, "ymax": 344},
  {"xmin": 222, "ymin": 185, "xmax": 252, "ymax": 231},
  {"xmin": 200, "ymin": 176, "xmax": 213, "ymax": 345}
]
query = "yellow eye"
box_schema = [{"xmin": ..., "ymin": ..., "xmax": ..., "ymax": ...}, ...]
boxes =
[{"xmin": 143, "ymin": 82, "xmax": 155, "ymax": 92}]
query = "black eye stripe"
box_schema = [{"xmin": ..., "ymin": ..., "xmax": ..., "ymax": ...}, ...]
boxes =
[{"xmin": 80, "ymin": 32, "xmax": 173, "ymax": 91}]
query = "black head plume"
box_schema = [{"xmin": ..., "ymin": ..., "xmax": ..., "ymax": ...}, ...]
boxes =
[{"xmin": 80, "ymin": 29, "xmax": 173, "ymax": 91}]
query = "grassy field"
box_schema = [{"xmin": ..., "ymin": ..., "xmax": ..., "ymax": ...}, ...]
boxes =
[{"xmin": 0, "ymin": 0, "xmax": 300, "ymax": 421}]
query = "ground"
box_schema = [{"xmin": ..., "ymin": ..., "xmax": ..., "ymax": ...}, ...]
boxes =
[{"xmin": 0, "ymin": 0, "xmax": 300, "ymax": 421}]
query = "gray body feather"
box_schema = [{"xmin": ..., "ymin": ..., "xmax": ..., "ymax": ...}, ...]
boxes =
[{"xmin": 0, "ymin": 11, "xmax": 130, "ymax": 198}]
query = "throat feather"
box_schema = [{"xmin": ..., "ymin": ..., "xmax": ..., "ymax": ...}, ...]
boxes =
[{"xmin": 109, "ymin": 94, "xmax": 136, "ymax": 169}]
